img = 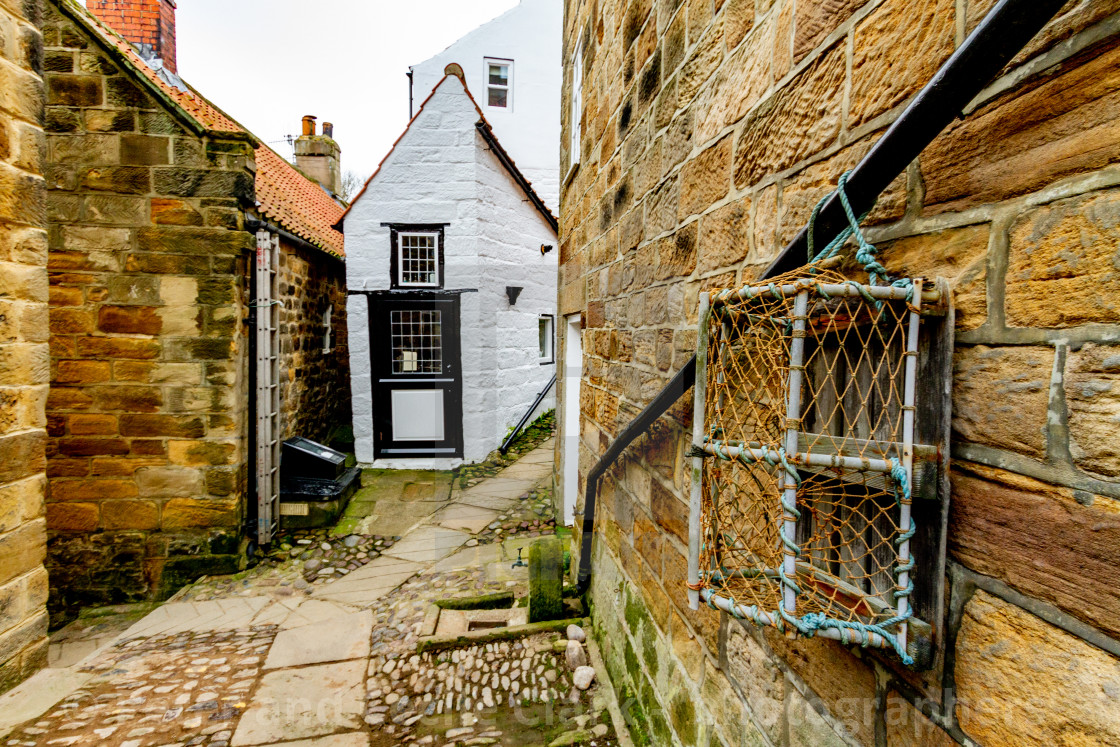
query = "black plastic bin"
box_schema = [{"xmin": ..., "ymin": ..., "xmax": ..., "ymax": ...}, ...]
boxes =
[{"xmin": 279, "ymin": 437, "xmax": 361, "ymax": 529}]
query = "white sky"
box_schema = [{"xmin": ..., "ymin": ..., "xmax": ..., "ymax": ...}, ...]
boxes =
[{"xmin": 173, "ymin": 0, "xmax": 520, "ymax": 180}]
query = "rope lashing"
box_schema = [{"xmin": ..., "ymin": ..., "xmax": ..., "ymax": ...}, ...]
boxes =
[{"xmin": 806, "ymin": 170, "xmax": 914, "ymax": 302}]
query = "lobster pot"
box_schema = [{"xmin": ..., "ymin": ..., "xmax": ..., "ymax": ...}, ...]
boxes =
[{"xmin": 687, "ymin": 267, "xmax": 950, "ymax": 664}]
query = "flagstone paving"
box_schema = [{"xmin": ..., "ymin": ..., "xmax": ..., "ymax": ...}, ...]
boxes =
[{"xmin": 1, "ymin": 436, "xmax": 627, "ymax": 747}]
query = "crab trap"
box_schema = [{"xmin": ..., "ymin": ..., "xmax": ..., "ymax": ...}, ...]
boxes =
[{"xmin": 686, "ymin": 267, "xmax": 952, "ymax": 666}]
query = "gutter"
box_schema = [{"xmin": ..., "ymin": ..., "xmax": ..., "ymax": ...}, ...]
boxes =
[
  {"xmin": 574, "ymin": 0, "xmax": 1070, "ymax": 594},
  {"xmin": 244, "ymin": 214, "xmax": 344, "ymax": 262}
]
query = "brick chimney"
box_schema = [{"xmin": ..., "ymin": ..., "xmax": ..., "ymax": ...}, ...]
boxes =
[
  {"xmin": 294, "ymin": 115, "xmax": 342, "ymax": 196},
  {"xmin": 87, "ymin": 0, "xmax": 178, "ymax": 74}
]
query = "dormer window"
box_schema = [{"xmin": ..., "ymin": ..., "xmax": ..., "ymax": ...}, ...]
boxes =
[
  {"xmin": 387, "ymin": 224, "xmax": 447, "ymax": 289},
  {"xmin": 486, "ymin": 58, "xmax": 512, "ymax": 108}
]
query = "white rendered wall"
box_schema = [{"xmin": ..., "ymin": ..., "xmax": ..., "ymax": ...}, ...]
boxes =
[
  {"xmin": 474, "ymin": 125, "xmax": 557, "ymax": 454},
  {"xmin": 346, "ymin": 75, "xmax": 557, "ymax": 469},
  {"xmin": 411, "ymin": 0, "xmax": 562, "ymax": 213}
]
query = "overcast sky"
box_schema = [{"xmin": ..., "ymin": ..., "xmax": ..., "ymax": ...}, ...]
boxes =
[{"xmin": 173, "ymin": 0, "xmax": 520, "ymax": 181}]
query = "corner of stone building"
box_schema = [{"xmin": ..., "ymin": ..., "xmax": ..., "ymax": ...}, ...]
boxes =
[
  {"xmin": 0, "ymin": 0, "xmax": 50, "ymax": 696},
  {"xmin": 40, "ymin": 5, "xmax": 258, "ymax": 623}
]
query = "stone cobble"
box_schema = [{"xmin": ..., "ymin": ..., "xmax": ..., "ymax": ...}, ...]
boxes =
[
  {"xmin": 469, "ymin": 488, "xmax": 558, "ymax": 546},
  {"xmin": 173, "ymin": 530, "xmax": 400, "ymax": 601},
  {"xmin": 4, "ymin": 628, "xmax": 276, "ymax": 747}
]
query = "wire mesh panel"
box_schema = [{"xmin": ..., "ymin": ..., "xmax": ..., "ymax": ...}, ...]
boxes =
[{"xmin": 687, "ymin": 266, "xmax": 934, "ymax": 663}]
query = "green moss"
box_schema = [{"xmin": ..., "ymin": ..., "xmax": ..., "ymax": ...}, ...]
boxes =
[
  {"xmin": 617, "ymin": 682, "xmax": 652, "ymax": 747},
  {"xmin": 434, "ymin": 591, "xmax": 514, "ymax": 610},
  {"xmin": 670, "ymin": 691, "xmax": 699, "ymax": 747},
  {"xmin": 641, "ymin": 624, "xmax": 660, "ymax": 679},
  {"xmin": 528, "ymin": 537, "xmax": 563, "ymax": 622}
]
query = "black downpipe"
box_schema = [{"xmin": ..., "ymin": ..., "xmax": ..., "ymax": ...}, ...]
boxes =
[
  {"xmin": 575, "ymin": 0, "xmax": 1070, "ymax": 594},
  {"xmin": 500, "ymin": 375, "xmax": 557, "ymax": 455}
]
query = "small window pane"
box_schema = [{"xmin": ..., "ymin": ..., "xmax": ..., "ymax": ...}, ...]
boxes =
[
  {"xmin": 399, "ymin": 233, "xmax": 438, "ymax": 286},
  {"xmin": 488, "ymin": 64, "xmax": 508, "ymax": 85},
  {"xmin": 539, "ymin": 316, "xmax": 553, "ymax": 361},
  {"xmin": 488, "ymin": 87, "xmax": 508, "ymax": 108},
  {"xmin": 391, "ymin": 310, "xmax": 442, "ymax": 374}
]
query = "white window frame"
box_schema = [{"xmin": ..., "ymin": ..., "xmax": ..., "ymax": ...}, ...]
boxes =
[
  {"xmin": 396, "ymin": 231, "xmax": 441, "ymax": 288},
  {"xmin": 322, "ymin": 304, "xmax": 332, "ymax": 354},
  {"xmin": 539, "ymin": 314, "xmax": 555, "ymax": 363},
  {"xmin": 569, "ymin": 36, "xmax": 584, "ymax": 169},
  {"xmin": 484, "ymin": 58, "xmax": 513, "ymax": 110}
]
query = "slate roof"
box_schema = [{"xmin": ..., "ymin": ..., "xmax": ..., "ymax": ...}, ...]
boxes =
[
  {"xmin": 58, "ymin": 0, "xmax": 345, "ymax": 257},
  {"xmin": 339, "ymin": 72, "xmax": 558, "ymax": 233}
]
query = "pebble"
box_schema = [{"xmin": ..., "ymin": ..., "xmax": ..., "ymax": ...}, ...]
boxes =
[
  {"xmin": 566, "ymin": 625, "xmax": 586, "ymax": 643},
  {"xmin": 573, "ymin": 666, "xmax": 596, "ymax": 690}
]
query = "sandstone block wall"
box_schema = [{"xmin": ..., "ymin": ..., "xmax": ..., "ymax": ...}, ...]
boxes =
[
  {"xmin": 42, "ymin": 2, "xmax": 254, "ymax": 622},
  {"xmin": 276, "ymin": 236, "xmax": 350, "ymax": 446},
  {"xmin": 559, "ymin": 0, "xmax": 1120, "ymax": 744},
  {"xmin": 0, "ymin": 0, "xmax": 49, "ymax": 696}
]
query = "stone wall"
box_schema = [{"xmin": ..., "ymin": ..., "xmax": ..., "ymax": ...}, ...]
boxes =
[
  {"xmin": 559, "ymin": 0, "xmax": 1120, "ymax": 745},
  {"xmin": 42, "ymin": 2, "xmax": 254, "ymax": 622},
  {"xmin": 0, "ymin": 0, "xmax": 50, "ymax": 696},
  {"xmin": 275, "ymin": 236, "xmax": 350, "ymax": 445}
]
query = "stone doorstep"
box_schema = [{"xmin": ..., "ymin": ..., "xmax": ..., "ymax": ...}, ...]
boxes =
[{"xmin": 265, "ymin": 734, "xmax": 369, "ymax": 747}]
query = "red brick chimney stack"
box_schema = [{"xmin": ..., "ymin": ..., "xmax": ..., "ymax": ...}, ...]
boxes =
[{"xmin": 87, "ymin": 0, "xmax": 178, "ymax": 74}]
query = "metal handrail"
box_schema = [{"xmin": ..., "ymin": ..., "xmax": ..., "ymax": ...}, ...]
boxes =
[
  {"xmin": 500, "ymin": 375, "xmax": 557, "ymax": 455},
  {"xmin": 575, "ymin": 0, "xmax": 1069, "ymax": 593}
]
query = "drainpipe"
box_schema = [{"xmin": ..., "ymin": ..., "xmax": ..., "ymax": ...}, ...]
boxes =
[{"xmin": 573, "ymin": 0, "xmax": 1070, "ymax": 595}]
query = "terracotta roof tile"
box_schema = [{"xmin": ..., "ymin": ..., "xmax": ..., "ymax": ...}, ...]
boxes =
[{"xmin": 65, "ymin": 0, "xmax": 345, "ymax": 257}]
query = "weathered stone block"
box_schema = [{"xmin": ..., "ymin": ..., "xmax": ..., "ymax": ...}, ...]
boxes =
[
  {"xmin": 96, "ymin": 305, "xmax": 162, "ymax": 336},
  {"xmin": 83, "ymin": 109, "xmax": 136, "ymax": 134},
  {"xmin": 695, "ymin": 15, "xmax": 771, "ymax": 142},
  {"xmin": 678, "ymin": 16, "xmax": 723, "ymax": 107},
  {"xmin": 81, "ymin": 165, "xmax": 150, "ymax": 195},
  {"xmin": 878, "ymin": 224, "xmax": 989, "ymax": 331},
  {"xmin": 151, "ymin": 197, "xmax": 202, "ymax": 226},
  {"xmin": 120, "ymin": 134, "xmax": 169, "ymax": 166},
  {"xmin": 952, "ymin": 345, "xmax": 1052, "ymax": 459},
  {"xmin": 1006, "ymin": 190, "xmax": 1120, "ymax": 328},
  {"xmin": 88, "ymin": 385, "xmax": 162, "ymax": 412},
  {"xmin": 100, "ymin": 499, "xmax": 158, "ymax": 531},
  {"xmin": 152, "ymin": 168, "xmax": 253, "ymax": 202},
  {"xmin": 119, "ymin": 414, "xmax": 205, "ymax": 439},
  {"xmin": 0, "ymin": 431, "xmax": 45, "ymax": 485},
  {"xmin": 54, "ymin": 359, "xmax": 109, "ymax": 384},
  {"xmin": 168, "ymin": 439, "xmax": 237, "ymax": 467},
  {"xmin": 954, "ymin": 591, "xmax": 1120, "ymax": 746},
  {"xmin": 949, "ymin": 460, "xmax": 1120, "ymax": 638},
  {"xmin": 136, "ymin": 225, "xmax": 252, "ymax": 256},
  {"xmin": 678, "ymin": 135, "xmax": 732, "ymax": 219},
  {"xmin": 1065, "ymin": 343, "xmax": 1120, "ymax": 477},
  {"xmin": 0, "ymin": 518, "xmax": 45, "ymax": 586},
  {"xmin": 733, "ymin": 43, "xmax": 844, "ymax": 189},
  {"xmin": 50, "ymin": 133, "xmax": 118, "ymax": 166},
  {"xmin": 787, "ymin": 685, "xmax": 847, "ymax": 747},
  {"xmin": 135, "ymin": 467, "xmax": 203, "ymax": 499},
  {"xmin": 66, "ymin": 413, "xmax": 116, "ymax": 435},
  {"xmin": 922, "ymin": 42, "xmax": 1120, "ymax": 212},
  {"xmin": 46, "ymin": 73, "xmax": 101, "ymax": 107},
  {"xmin": 45, "ymin": 501, "xmax": 98, "ymax": 532},
  {"xmin": 849, "ymin": 0, "xmax": 954, "ymax": 126},
  {"xmin": 792, "ymin": 0, "xmax": 860, "ymax": 62}
]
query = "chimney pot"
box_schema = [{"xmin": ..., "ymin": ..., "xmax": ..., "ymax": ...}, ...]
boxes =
[
  {"xmin": 302, "ymin": 115, "xmax": 317, "ymax": 137},
  {"xmin": 322, "ymin": 122, "xmax": 334, "ymax": 139}
]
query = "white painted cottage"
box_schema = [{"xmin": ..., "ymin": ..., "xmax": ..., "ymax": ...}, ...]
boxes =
[
  {"xmin": 340, "ymin": 71, "xmax": 559, "ymax": 467},
  {"xmin": 409, "ymin": 0, "xmax": 562, "ymax": 212}
]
